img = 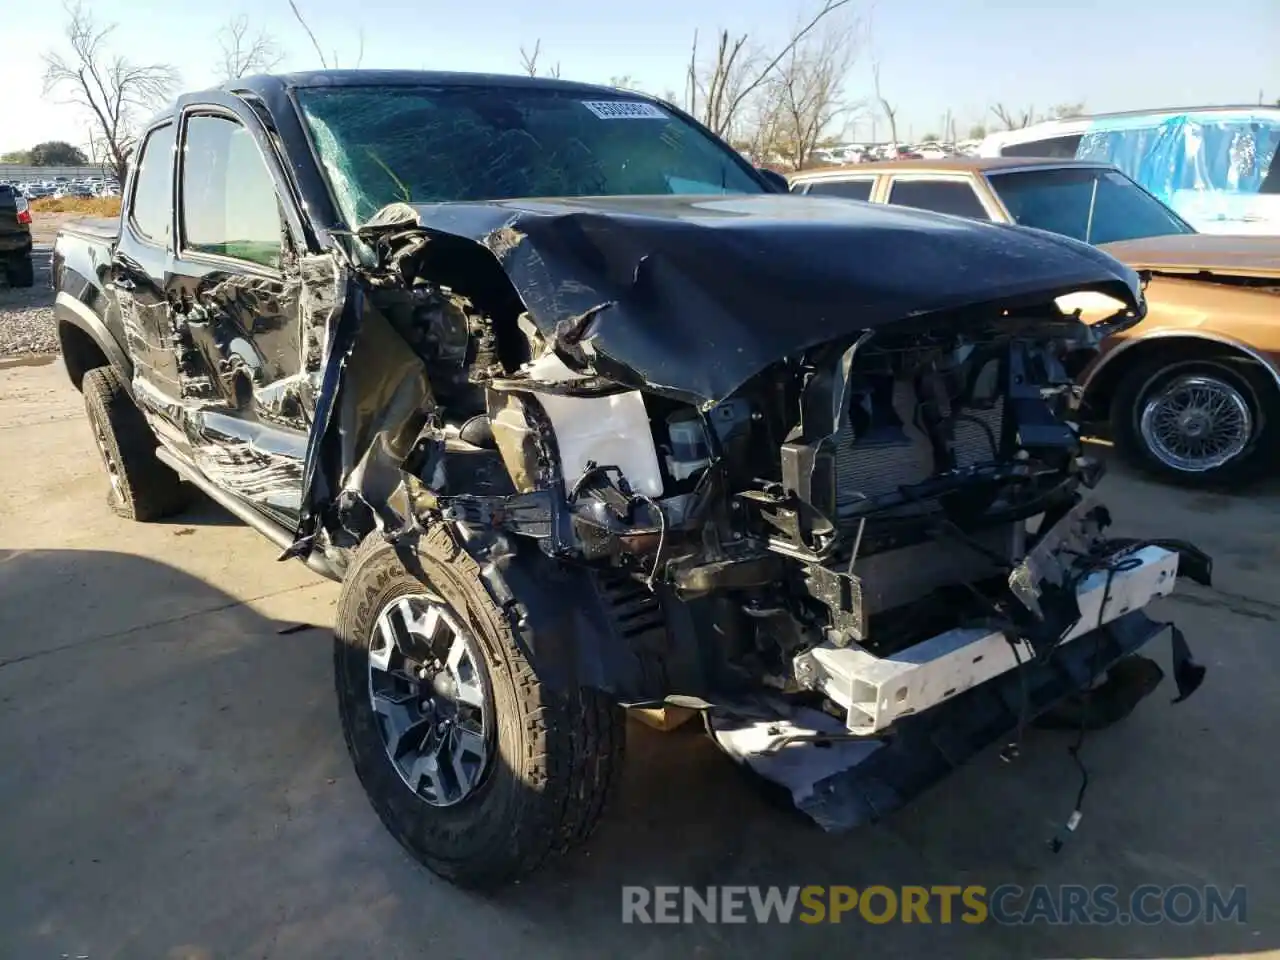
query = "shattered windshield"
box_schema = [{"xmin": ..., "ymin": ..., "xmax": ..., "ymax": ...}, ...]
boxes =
[
  {"xmin": 987, "ymin": 166, "xmax": 1195, "ymax": 244},
  {"xmin": 296, "ymin": 85, "xmax": 764, "ymax": 225}
]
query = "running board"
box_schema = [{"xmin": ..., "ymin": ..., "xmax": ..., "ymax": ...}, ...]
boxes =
[{"xmin": 155, "ymin": 446, "xmax": 339, "ymax": 581}]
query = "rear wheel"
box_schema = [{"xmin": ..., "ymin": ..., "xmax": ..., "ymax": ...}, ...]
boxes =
[
  {"xmin": 7, "ymin": 255, "xmax": 34, "ymax": 288},
  {"xmin": 82, "ymin": 367, "xmax": 188, "ymax": 520},
  {"xmin": 334, "ymin": 529, "xmax": 626, "ymax": 889},
  {"xmin": 1110, "ymin": 355, "xmax": 1277, "ymax": 486}
]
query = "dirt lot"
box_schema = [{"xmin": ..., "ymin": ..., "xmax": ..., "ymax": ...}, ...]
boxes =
[{"xmin": 0, "ymin": 357, "xmax": 1277, "ymax": 959}]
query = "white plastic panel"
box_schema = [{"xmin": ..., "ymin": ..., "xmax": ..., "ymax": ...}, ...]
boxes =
[
  {"xmin": 796, "ymin": 546, "xmax": 1179, "ymax": 734},
  {"xmin": 523, "ymin": 353, "xmax": 664, "ymax": 497},
  {"xmin": 536, "ymin": 390, "xmax": 664, "ymax": 497}
]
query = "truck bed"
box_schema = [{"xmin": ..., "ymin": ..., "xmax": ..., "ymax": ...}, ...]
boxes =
[{"xmin": 56, "ymin": 217, "xmax": 119, "ymax": 244}]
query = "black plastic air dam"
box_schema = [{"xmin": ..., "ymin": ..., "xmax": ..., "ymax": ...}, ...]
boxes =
[{"xmin": 712, "ymin": 609, "xmax": 1191, "ymax": 832}]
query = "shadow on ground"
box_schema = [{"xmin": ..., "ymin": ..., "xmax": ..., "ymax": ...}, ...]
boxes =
[{"xmin": 0, "ymin": 548, "xmax": 1273, "ymax": 959}]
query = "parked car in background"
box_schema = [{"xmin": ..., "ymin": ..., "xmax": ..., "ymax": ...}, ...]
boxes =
[
  {"xmin": 791, "ymin": 157, "xmax": 1280, "ymax": 486},
  {"xmin": 978, "ymin": 106, "xmax": 1280, "ymax": 235},
  {"xmin": 0, "ymin": 183, "xmax": 34, "ymax": 287}
]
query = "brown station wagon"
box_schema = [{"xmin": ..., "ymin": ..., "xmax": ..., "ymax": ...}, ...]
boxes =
[{"xmin": 791, "ymin": 157, "xmax": 1280, "ymax": 486}]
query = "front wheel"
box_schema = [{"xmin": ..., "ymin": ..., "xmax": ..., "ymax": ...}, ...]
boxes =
[
  {"xmin": 333, "ymin": 529, "xmax": 626, "ymax": 889},
  {"xmin": 1110, "ymin": 355, "xmax": 1277, "ymax": 486}
]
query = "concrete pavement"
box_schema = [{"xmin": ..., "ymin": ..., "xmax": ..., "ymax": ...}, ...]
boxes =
[{"xmin": 1, "ymin": 357, "xmax": 1276, "ymax": 959}]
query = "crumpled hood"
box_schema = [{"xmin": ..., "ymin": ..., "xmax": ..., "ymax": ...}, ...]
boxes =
[
  {"xmin": 1100, "ymin": 233, "xmax": 1280, "ymax": 279},
  {"xmin": 362, "ymin": 194, "xmax": 1143, "ymax": 407}
]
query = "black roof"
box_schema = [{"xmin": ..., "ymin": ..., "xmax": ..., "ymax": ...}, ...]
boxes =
[{"xmin": 221, "ymin": 69, "xmax": 639, "ymax": 100}]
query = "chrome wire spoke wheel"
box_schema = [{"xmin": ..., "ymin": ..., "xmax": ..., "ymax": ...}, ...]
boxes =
[
  {"xmin": 1139, "ymin": 373, "xmax": 1253, "ymax": 474},
  {"xmin": 368, "ymin": 593, "xmax": 492, "ymax": 807}
]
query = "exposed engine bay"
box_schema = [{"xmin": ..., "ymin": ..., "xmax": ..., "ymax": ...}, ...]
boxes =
[{"xmin": 294, "ymin": 197, "xmax": 1210, "ymax": 831}]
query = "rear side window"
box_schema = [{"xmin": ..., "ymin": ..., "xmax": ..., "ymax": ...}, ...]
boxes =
[
  {"xmin": 1000, "ymin": 134, "xmax": 1083, "ymax": 159},
  {"xmin": 130, "ymin": 123, "xmax": 176, "ymax": 242},
  {"xmin": 804, "ymin": 179, "xmax": 875, "ymax": 201},
  {"xmin": 886, "ymin": 179, "xmax": 990, "ymax": 219},
  {"xmin": 181, "ymin": 114, "xmax": 283, "ymax": 269}
]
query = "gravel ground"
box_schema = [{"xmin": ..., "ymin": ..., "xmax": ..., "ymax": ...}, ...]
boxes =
[
  {"xmin": 0, "ymin": 214, "xmax": 77, "ymax": 359},
  {"xmin": 0, "ymin": 245, "xmax": 56, "ymax": 357}
]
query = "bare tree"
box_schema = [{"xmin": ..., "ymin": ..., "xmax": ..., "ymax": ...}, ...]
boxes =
[
  {"xmin": 519, "ymin": 39, "xmax": 561, "ymax": 79},
  {"xmin": 768, "ymin": 9, "xmax": 863, "ymax": 170},
  {"xmin": 872, "ymin": 61, "xmax": 898, "ymax": 151},
  {"xmin": 990, "ymin": 102, "xmax": 1036, "ymax": 130},
  {"xmin": 608, "ymin": 74, "xmax": 643, "ymax": 92},
  {"xmin": 216, "ymin": 15, "xmax": 284, "ymax": 80},
  {"xmin": 42, "ymin": 1, "xmax": 179, "ymax": 184},
  {"xmin": 288, "ymin": 0, "xmax": 363, "ymax": 69},
  {"xmin": 1049, "ymin": 101, "xmax": 1086, "ymax": 119},
  {"xmin": 743, "ymin": 78, "xmax": 788, "ymax": 164},
  {"xmin": 686, "ymin": 0, "xmax": 856, "ymax": 140}
]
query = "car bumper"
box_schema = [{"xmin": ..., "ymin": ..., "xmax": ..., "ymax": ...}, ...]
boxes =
[
  {"xmin": 711, "ymin": 606, "xmax": 1198, "ymax": 832},
  {"xmin": 795, "ymin": 544, "xmax": 1178, "ymax": 734},
  {"xmin": 0, "ymin": 234, "xmax": 33, "ymax": 258}
]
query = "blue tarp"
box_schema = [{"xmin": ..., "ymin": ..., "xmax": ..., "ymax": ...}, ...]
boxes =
[{"xmin": 1076, "ymin": 109, "xmax": 1280, "ymax": 234}]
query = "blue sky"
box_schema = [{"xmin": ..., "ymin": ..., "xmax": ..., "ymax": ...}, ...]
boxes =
[{"xmin": 3, "ymin": 0, "xmax": 1277, "ymax": 154}]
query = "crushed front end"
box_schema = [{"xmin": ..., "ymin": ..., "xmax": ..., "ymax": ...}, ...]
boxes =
[{"xmin": 304, "ymin": 198, "xmax": 1210, "ymax": 833}]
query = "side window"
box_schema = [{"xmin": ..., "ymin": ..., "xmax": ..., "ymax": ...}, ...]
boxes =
[
  {"xmin": 887, "ymin": 179, "xmax": 990, "ymax": 220},
  {"xmin": 1000, "ymin": 135, "xmax": 1083, "ymax": 159},
  {"xmin": 805, "ymin": 179, "xmax": 875, "ymax": 201},
  {"xmin": 181, "ymin": 115, "xmax": 283, "ymax": 269},
  {"xmin": 130, "ymin": 123, "xmax": 176, "ymax": 243}
]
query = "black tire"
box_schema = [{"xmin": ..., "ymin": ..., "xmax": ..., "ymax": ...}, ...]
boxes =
[
  {"xmin": 334, "ymin": 528, "xmax": 626, "ymax": 889},
  {"xmin": 82, "ymin": 366, "xmax": 189, "ymax": 521},
  {"xmin": 1110, "ymin": 354, "xmax": 1277, "ymax": 487},
  {"xmin": 7, "ymin": 256, "xmax": 34, "ymax": 288}
]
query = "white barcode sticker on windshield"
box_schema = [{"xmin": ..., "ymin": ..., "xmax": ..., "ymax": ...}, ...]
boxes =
[{"xmin": 581, "ymin": 100, "xmax": 668, "ymax": 120}]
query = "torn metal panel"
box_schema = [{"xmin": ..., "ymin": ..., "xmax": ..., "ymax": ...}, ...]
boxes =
[
  {"xmin": 359, "ymin": 195, "xmax": 1146, "ymax": 409},
  {"xmin": 298, "ymin": 252, "xmax": 346, "ymax": 371},
  {"xmin": 293, "ymin": 287, "xmax": 434, "ymax": 546},
  {"xmin": 192, "ymin": 437, "xmax": 304, "ymax": 515}
]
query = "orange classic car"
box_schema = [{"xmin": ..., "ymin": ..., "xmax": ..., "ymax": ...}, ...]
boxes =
[{"xmin": 790, "ymin": 157, "xmax": 1280, "ymax": 486}]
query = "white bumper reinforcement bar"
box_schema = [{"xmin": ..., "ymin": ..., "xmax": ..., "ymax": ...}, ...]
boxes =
[{"xmin": 793, "ymin": 546, "xmax": 1179, "ymax": 735}]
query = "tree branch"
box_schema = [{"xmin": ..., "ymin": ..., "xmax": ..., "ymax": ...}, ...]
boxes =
[{"xmin": 287, "ymin": 0, "xmax": 329, "ymax": 69}]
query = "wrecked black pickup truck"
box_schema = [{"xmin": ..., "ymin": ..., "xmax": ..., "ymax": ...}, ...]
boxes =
[{"xmin": 52, "ymin": 70, "xmax": 1209, "ymax": 888}]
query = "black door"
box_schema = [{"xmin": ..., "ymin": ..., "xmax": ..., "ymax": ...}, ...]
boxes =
[
  {"xmin": 112, "ymin": 122, "xmax": 183, "ymax": 409},
  {"xmin": 166, "ymin": 108, "xmax": 315, "ymax": 527}
]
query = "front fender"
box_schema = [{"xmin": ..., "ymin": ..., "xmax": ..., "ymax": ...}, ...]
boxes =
[{"xmin": 460, "ymin": 528, "xmax": 672, "ymax": 702}]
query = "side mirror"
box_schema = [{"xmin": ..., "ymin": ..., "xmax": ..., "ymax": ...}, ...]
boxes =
[{"xmin": 756, "ymin": 168, "xmax": 791, "ymax": 193}]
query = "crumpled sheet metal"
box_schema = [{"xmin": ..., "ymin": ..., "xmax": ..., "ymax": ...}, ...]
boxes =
[{"xmin": 359, "ymin": 195, "xmax": 1143, "ymax": 410}]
